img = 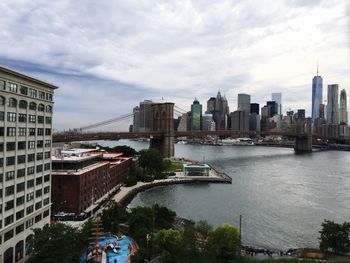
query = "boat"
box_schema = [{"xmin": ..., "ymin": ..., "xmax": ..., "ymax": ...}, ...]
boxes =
[
  {"xmin": 221, "ymin": 138, "xmax": 254, "ymax": 146},
  {"xmin": 177, "ymin": 140, "xmax": 187, "ymax": 144}
]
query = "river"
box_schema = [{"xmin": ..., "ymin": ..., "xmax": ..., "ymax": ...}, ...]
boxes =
[{"xmin": 98, "ymin": 140, "xmax": 350, "ymax": 250}]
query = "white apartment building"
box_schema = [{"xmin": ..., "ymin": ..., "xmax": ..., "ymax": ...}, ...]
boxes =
[{"xmin": 0, "ymin": 66, "xmax": 57, "ymax": 263}]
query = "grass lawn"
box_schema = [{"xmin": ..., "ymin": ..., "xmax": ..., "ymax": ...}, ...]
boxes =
[{"xmin": 168, "ymin": 161, "xmax": 184, "ymax": 172}]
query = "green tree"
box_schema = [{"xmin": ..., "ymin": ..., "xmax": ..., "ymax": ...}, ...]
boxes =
[
  {"xmin": 138, "ymin": 149, "xmax": 166, "ymax": 177},
  {"xmin": 101, "ymin": 201, "xmax": 128, "ymax": 233},
  {"xmin": 28, "ymin": 223, "xmax": 83, "ymax": 263},
  {"xmin": 154, "ymin": 229, "xmax": 183, "ymax": 263},
  {"xmin": 153, "ymin": 204, "xmax": 176, "ymax": 229},
  {"xmin": 319, "ymin": 219, "xmax": 350, "ymax": 254},
  {"xmin": 196, "ymin": 220, "xmax": 213, "ymax": 250},
  {"xmin": 206, "ymin": 224, "xmax": 240, "ymax": 262},
  {"xmin": 114, "ymin": 145, "xmax": 137, "ymax": 156}
]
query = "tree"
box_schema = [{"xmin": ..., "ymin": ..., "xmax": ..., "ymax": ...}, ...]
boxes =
[
  {"xmin": 319, "ymin": 219, "xmax": 350, "ymax": 254},
  {"xmin": 138, "ymin": 149, "xmax": 166, "ymax": 177},
  {"xmin": 27, "ymin": 223, "xmax": 84, "ymax": 263},
  {"xmin": 196, "ymin": 220, "xmax": 213, "ymax": 250},
  {"xmin": 206, "ymin": 224, "xmax": 240, "ymax": 262},
  {"xmin": 154, "ymin": 229, "xmax": 183, "ymax": 263},
  {"xmin": 101, "ymin": 201, "xmax": 128, "ymax": 233},
  {"xmin": 114, "ymin": 145, "xmax": 137, "ymax": 157}
]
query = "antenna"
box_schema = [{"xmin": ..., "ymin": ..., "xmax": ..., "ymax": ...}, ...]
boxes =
[{"xmin": 317, "ymin": 60, "xmax": 319, "ymax": 76}]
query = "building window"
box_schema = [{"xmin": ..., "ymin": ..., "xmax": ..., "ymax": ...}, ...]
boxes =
[
  {"xmin": 27, "ymin": 167, "xmax": 34, "ymax": 175},
  {"xmin": 4, "ymin": 230, "xmax": 14, "ymax": 241},
  {"xmin": 37, "ymin": 128, "xmax": 44, "ymax": 135},
  {"xmin": 38, "ymin": 115, "xmax": 44, "ymax": 124},
  {"xmin": 44, "ymin": 174, "xmax": 50, "ymax": 182},
  {"xmin": 44, "ymin": 151, "xmax": 50, "ymax": 159},
  {"xmin": 28, "ymin": 128, "xmax": 35, "ymax": 136},
  {"xmin": 46, "ymin": 93, "xmax": 53, "ymax": 101},
  {"xmin": 27, "ymin": 153, "xmax": 35, "ymax": 162},
  {"xmin": 7, "ymin": 112, "xmax": 16, "ymax": 122},
  {"xmin": 37, "ymin": 140, "xmax": 43, "ymax": 148},
  {"xmin": 19, "ymin": 100, "xmax": 28, "ymax": 109},
  {"xmin": 26, "ymin": 205, "xmax": 34, "ymax": 215},
  {"xmin": 29, "ymin": 88, "xmax": 37, "ymax": 98},
  {"xmin": 45, "ymin": 128, "xmax": 51, "ymax": 135},
  {"xmin": 0, "ymin": 111, "xmax": 4, "ymax": 120},
  {"xmin": 43, "ymin": 209, "xmax": 50, "ymax": 218},
  {"xmin": 0, "ymin": 80, "xmax": 5, "ymax": 90},
  {"xmin": 17, "ymin": 168, "xmax": 25, "ymax": 178},
  {"xmin": 44, "ymin": 186, "xmax": 50, "ymax": 194},
  {"xmin": 7, "ymin": 97, "xmax": 17, "ymax": 107},
  {"xmin": 46, "ymin": 105, "xmax": 52, "ymax": 113},
  {"xmin": 7, "ymin": 127, "xmax": 16, "ymax": 136},
  {"xmin": 19, "ymin": 113, "xmax": 27, "ymax": 122},
  {"xmin": 6, "ymin": 142, "xmax": 16, "ymax": 151},
  {"xmin": 16, "ymin": 224, "xmax": 25, "ymax": 235},
  {"xmin": 16, "ymin": 209, "xmax": 25, "ymax": 220},
  {"xmin": 35, "ymin": 201, "xmax": 42, "ymax": 210},
  {"xmin": 20, "ymin": 86, "xmax": 28, "ymax": 95},
  {"xmin": 5, "ymin": 186, "xmax": 15, "ymax": 196},
  {"xmin": 18, "ymin": 155, "xmax": 26, "ymax": 164},
  {"xmin": 5, "ymin": 171, "xmax": 15, "ymax": 181},
  {"xmin": 17, "ymin": 182, "xmax": 25, "ymax": 193},
  {"xmin": 6, "ymin": 156, "xmax": 15, "ymax": 166},
  {"xmin": 16, "ymin": 196, "xmax": 25, "ymax": 206},
  {"xmin": 5, "ymin": 200, "xmax": 14, "ymax": 210},
  {"xmin": 28, "ymin": 141, "xmax": 35, "ymax": 149},
  {"xmin": 5, "ymin": 215, "xmax": 14, "ymax": 226},
  {"xmin": 36, "ymin": 164, "xmax": 43, "ymax": 173},
  {"xmin": 19, "ymin": 128, "xmax": 27, "ymax": 136},
  {"xmin": 38, "ymin": 104, "xmax": 45, "ymax": 111},
  {"xmin": 29, "ymin": 102, "xmax": 36, "ymax": 111},
  {"xmin": 36, "ymin": 177, "xmax": 43, "ymax": 185},
  {"xmin": 38, "ymin": 91, "xmax": 45, "ymax": 99},
  {"xmin": 35, "ymin": 189, "xmax": 42, "ymax": 198},
  {"xmin": 29, "ymin": 115, "xmax": 36, "ymax": 123},
  {"xmin": 8, "ymin": 82, "xmax": 18, "ymax": 92},
  {"xmin": 44, "ymin": 140, "xmax": 51, "ymax": 147},
  {"xmin": 37, "ymin": 152, "xmax": 43, "ymax": 160},
  {"xmin": 26, "ymin": 192, "xmax": 34, "ymax": 202},
  {"xmin": 18, "ymin": 141, "xmax": 26, "ymax": 150},
  {"xmin": 0, "ymin": 96, "xmax": 5, "ymax": 106},
  {"xmin": 44, "ymin": 162, "xmax": 51, "ymax": 171},
  {"xmin": 45, "ymin": 116, "xmax": 52, "ymax": 124},
  {"xmin": 35, "ymin": 214, "xmax": 42, "ymax": 223}
]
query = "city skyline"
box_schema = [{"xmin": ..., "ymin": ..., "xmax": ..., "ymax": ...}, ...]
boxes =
[{"xmin": 0, "ymin": 0, "xmax": 349, "ymax": 129}]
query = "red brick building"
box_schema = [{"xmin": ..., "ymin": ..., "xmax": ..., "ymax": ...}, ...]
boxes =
[{"xmin": 51, "ymin": 149, "xmax": 133, "ymax": 215}]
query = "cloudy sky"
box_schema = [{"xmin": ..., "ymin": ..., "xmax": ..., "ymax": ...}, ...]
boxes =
[{"xmin": 1, "ymin": 0, "xmax": 349, "ymax": 130}]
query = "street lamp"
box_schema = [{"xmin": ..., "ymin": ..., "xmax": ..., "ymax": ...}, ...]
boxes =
[{"xmin": 146, "ymin": 233, "xmax": 151, "ymax": 262}]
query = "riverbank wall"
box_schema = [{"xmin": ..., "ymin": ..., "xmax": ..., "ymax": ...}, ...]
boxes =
[{"xmin": 114, "ymin": 168, "xmax": 231, "ymax": 207}]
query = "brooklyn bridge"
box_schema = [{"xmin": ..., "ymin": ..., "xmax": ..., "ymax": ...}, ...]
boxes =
[{"xmin": 53, "ymin": 102, "xmax": 344, "ymax": 158}]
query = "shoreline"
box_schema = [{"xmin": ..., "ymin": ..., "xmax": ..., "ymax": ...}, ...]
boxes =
[{"xmin": 113, "ymin": 166, "xmax": 231, "ymax": 207}]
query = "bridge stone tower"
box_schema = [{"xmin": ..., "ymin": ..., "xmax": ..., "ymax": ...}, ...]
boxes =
[
  {"xmin": 294, "ymin": 118, "xmax": 313, "ymax": 153},
  {"xmin": 150, "ymin": 103, "xmax": 175, "ymax": 158}
]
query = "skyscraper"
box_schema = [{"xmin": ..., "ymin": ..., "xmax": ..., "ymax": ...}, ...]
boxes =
[
  {"xmin": 250, "ymin": 103, "xmax": 259, "ymax": 115},
  {"xmin": 139, "ymin": 100, "xmax": 153, "ymax": 132},
  {"xmin": 311, "ymin": 70, "xmax": 323, "ymax": 121},
  {"xmin": 266, "ymin": 101, "xmax": 278, "ymax": 117},
  {"xmin": 0, "ymin": 66, "xmax": 56, "ymax": 262},
  {"xmin": 271, "ymin": 93, "xmax": 282, "ymax": 115},
  {"xmin": 327, "ymin": 84, "xmax": 339, "ymax": 124},
  {"xmin": 339, "ymin": 89, "xmax": 348, "ymax": 124},
  {"xmin": 237, "ymin": 94, "xmax": 251, "ymax": 114},
  {"xmin": 191, "ymin": 98, "xmax": 202, "ymax": 130},
  {"xmin": 132, "ymin": 106, "xmax": 140, "ymax": 132}
]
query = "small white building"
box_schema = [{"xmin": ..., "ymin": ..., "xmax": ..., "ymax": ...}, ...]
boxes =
[{"xmin": 183, "ymin": 164, "xmax": 210, "ymax": 176}]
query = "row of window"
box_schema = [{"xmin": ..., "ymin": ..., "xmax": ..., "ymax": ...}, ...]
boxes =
[
  {"xmin": 0, "ymin": 128, "xmax": 52, "ymax": 139},
  {"xmin": 0, "ymin": 165, "xmax": 51, "ymax": 183},
  {"xmin": 1, "ymin": 203, "xmax": 50, "ymax": 230},
  {"xmin": 1, "ymin": 209, "xmax": 50, "ymax": 243},
  {"xmin": 0, "ymin": 97, "xmax": 53, "ymax": 113},
  {"xmin": 0, "ymin": 152, "xmax": 51, "ymax": 168},
  {"xmin": 0, "ymin": 80, "xmax": 53, "ymax": 101},
  {"xmin": 1, "ymin": 111, "xmax": 52, "ymax": 124}
]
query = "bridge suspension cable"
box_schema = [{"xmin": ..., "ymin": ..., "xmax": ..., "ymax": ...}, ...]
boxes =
[{"xmin": 78, "ymin": 112, "xmax": 134, "ymax": 131}]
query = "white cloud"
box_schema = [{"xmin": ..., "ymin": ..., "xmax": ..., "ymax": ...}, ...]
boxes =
[{"xmin": 0, "ymin": 0, "xmax": 349, "ymax": 129}]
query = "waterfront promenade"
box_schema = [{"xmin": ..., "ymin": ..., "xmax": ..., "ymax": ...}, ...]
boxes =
[{"xmin": 113, "ymin": 168, "xmax": 231, "ymax": 206}]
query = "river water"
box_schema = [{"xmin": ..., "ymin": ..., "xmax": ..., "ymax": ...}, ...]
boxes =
[{"xmin": 98, "ymin": 140, "xmax": 350, "ymax": 250}]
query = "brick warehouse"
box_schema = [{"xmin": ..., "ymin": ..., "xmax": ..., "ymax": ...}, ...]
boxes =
[{"xmin": 51, "ymin": 149, "xmax": 133, "ymax": 215}]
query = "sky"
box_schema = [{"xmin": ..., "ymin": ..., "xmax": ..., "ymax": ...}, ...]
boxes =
[{"xmin": 0, "ymin": 0, "xmax": 349, "ymax": 130}]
